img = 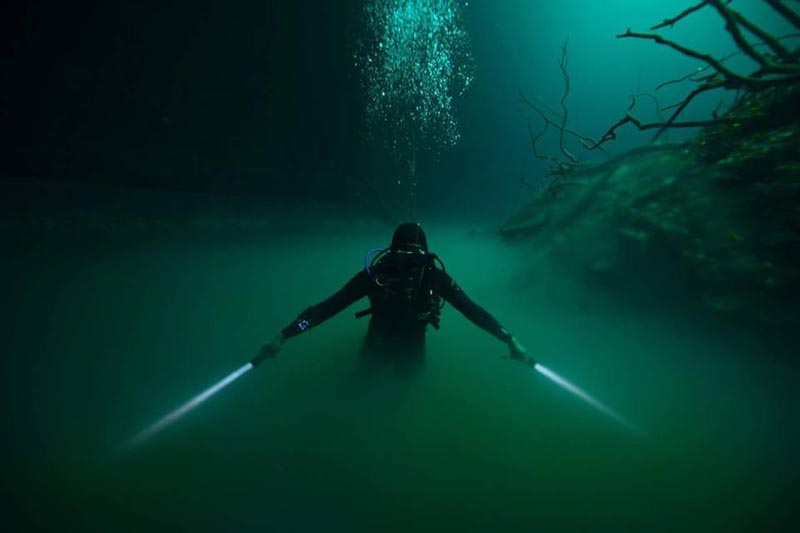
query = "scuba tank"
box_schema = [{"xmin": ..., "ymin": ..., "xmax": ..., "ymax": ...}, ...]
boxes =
[{"xmin": 358, "ymin": 246, "xmax": 446, "ymax": 329}]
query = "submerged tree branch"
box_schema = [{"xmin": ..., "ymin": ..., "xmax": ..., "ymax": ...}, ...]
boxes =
[
  {"xmin": 707, "ymin": 0, "xmax": 797, "ymax": 73},
  {"xmin": 618, "ymin": 29, "xmax": 757, "ymax": 86},
  {"xmin": 528, "ymin": 120, "xmax": 551, "ymax": 161},
  {"xmin": 655, "ymin": 33, "xmax": 800, "ymax": 91},
  {"xmin": 587, "ymin": 95, "xmax": 740, "ymax": 150},
  {"xmin": 518, "ymin": 40, "xmax": 614, "ymax": 183},
  {"xmin": 557, "ymin": 41, "xmax": 578, "ymax": 164},
  {"xmin": 630, "ymin": 92, "xmax": 666, "ymax": 122},
  {"xmin": 519, "ymin": 92, "xmax": 600, "ymax": 150},
  {"xmin": 650, "ymin": 0, "xmax": 734, "ymax": 30},
  {"xmin": 710, "ymin": 1, "xmax": 770, "ymax": 69},
  {"xmin": 606, "ymin": 4, "xmax": 800, "ymax": 145},
  {"xmin": 526, "ymin": 120, "xmax": 575, "ymax": 177},
  {"xmin": 523, "ymin": 1, "xmax": 799, "ymax": 169},
  {"xmin": 726, "ymin": 7, "xmax": 791, "ymax": 59},
  {"xmin": 765, "ymin": 0, "xmax": 800, "ymax": 31}
]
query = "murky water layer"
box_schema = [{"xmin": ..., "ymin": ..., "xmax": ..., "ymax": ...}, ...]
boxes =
[{"xmin": 2, "ymin": 217, "xmax": 797, "ymax": 532}]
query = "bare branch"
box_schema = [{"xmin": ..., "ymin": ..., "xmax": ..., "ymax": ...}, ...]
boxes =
[
  {"xmin": 765, "ymin": 0, "xmax": 800, "ymax": 31},
  {"xmin": 707, "ymin": 0, "xmax": 796, "ymax": 73},
  {"xmin": 618, "ymin": 29, "xmax": 753, "ymax": 86},
  {"xmin": 629, "ymin": 91, "xmax": 667, "ymax": 122},
  {"xmin": 588, "ymin": 112, "xmax": 738, "ymax": 151},
  {"xmin": 637, "ymin": 116, "xmax": 740, "ymax": 130},
  {"xmin": 527, "ymin": 120, "xmax": 552, "ymax": 161},
  {"xmin": 533, "ymin": 96, "xmax": 563, "ymax": 121},
  {"xmin": 526, "ymin": 121, "xmax": 576, "ymax": 177},
  {"xmin": 711, "ymin": 96, "xmax": 729, "ymax": 119},
  {"xmin": 557, "ymin": 41, "xmax": 578, "ymax": 163},
  {"xmin": 586, "ymin": 88, "xmax": 745, "ymax": 150},
  {"xmin": 709, "ymin": 0, "xmax": 770, "ymax": 68},
  {"xmin": 650, "ymin": 1, "xmax": 734, "ymax": 30},
  {"xmin": 654, "ymin": 80, "xmax": 728, "ymax": 139},
  {"xmin": 660, "ymin": 78, "xmax": 725, "ymax": 113},
  {"xmin": 652, "ymin": 1, "xmax": 705, "ymax": 30},
  {"xmin": 656, "ymin": 67, "xmax": 708, "ymax": 91},
  {"xmin": 727, "ymin": 8, "xmax": 791, "ymax": 58},
  {"xmin": 519, "ymin": 91, "xmax": 603, "ymax": 150},
  {"xmin": 618, "ymin": 29, "xmax": 800, "ymax": 88},
  {"xmin": 655, "ymin": 33, "xmax": 800, "ymax": 91}
]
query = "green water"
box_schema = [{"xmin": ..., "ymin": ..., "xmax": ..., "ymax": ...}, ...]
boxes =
[{"xmin": 2, "ymin": 217, "xmax": 797, "ymax": 532}]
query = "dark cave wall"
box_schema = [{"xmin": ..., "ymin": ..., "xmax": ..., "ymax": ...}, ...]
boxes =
[{"xmin": 2, "ymin": 1, "xmax": 366, "ymax": 199}]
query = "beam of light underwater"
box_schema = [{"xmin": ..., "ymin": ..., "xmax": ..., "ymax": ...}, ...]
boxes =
[
  {"xmin": 534, "ymin": 363, "xmax": 640, "ymax": 434},
  {"xmin": 122, "ymin": 362, "xmax": 254, "ymax": 451}
]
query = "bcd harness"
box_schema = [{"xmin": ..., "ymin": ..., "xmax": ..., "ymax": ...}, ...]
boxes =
[{"xmin": 355, "ymin": 247, "xmax": 446, "ymax": 329}]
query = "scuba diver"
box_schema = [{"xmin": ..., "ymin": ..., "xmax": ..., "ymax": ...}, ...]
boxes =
[{"xmin": 257, "ymin": 222, "xmax": 533, "ymax": 372}]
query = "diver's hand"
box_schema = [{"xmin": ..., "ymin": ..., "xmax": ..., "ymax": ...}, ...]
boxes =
[
  {"xmin": 263, "ymin": 333, "xmax": 285, "ymax": 357},
  {"xmin": 253, "ymin": 333, "xmax": 285, "ymax": 365},
  {"xmin": 507, "ymin": 336, "xmax": 536, "ymax": 367}
]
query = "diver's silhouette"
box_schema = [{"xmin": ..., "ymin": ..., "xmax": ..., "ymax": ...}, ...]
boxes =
[{"xmin": 258, "ymin": 223, "xmax": 531, "ymax": 370}]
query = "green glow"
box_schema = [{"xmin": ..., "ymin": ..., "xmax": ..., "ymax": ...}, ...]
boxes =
[{"xmin": 358, "ymin": 0, "xmax": 475, "ymax": 163}]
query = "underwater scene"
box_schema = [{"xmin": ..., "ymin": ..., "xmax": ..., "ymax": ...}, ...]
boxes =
[{"xmin": 2, "ymin": 1, "xmax": 799, "ymax": 531}]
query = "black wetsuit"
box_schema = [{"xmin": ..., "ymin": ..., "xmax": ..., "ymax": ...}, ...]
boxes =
[{"xmin": 281, "ymin": 260, "xmax": 512, "ymax": 363}]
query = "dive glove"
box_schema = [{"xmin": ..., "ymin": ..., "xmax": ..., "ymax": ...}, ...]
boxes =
[
  {"xmin": 252, "ymin": 333, "xmax": 285, "ymax": 366},
  {"xmin": 508, "ymin": 336, "xmax": 536, "ymax": 367}
]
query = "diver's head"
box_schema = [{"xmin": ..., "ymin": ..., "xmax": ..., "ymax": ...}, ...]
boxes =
[{"xmin": 391, "ymin": 222, "xmax": 428, "ymax": 253}]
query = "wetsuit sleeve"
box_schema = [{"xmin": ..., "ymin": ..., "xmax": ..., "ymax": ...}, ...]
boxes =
[
  {"xmin": 438, "ymin": 270, "xmax": 513, "ymax": 343},
  {"xmin": 281, "ymin": 270, "xmax": 371, "ymax": 339}
]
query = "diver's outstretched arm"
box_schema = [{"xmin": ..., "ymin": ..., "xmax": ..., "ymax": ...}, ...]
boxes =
[
  {"xmin": 440, "ymin": 273, "xmax": 535, "ymax": 366},
  {"xmin": 257, "ymin": 270, "xmax": 370, "ymax": 359}
]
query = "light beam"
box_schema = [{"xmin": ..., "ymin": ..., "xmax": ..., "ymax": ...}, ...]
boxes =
[
  {"xmin": 534, "ymin": 363, "xmax": 640, "ymax": 434},
  {"xmin": 123, "ymin": 362, "xmax": 254, "ymax": 451}
]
